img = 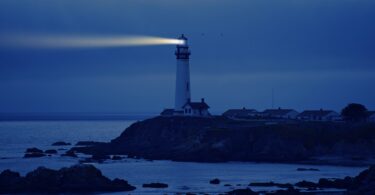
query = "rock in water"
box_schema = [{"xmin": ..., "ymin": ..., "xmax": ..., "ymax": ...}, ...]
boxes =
[
  {"xmin": 273, "ymin": 187, "xmax": 300, "ymax": 195},
  {"xmin": 91, "ymin": 154, "xmax": 110, "ymax": 161},
  {"xmin": 112, "ymin": 155, "xmax": 123, "ymax": 160},
  {"xmin": 75, "ymin": 141, "xmax": 105, "ymax": 146},
  {"xmin": 61, "ymin": 150, "xmax": 77, "ymax": 158},
  {"xmin": 142, "ymin": 183, "xmax": 168, "ymax": 188},
  {"xmin": 24, "ymin": 147, "xmax": 46, "ymax": 158},
  {"xmin": 296, "ymin": 168, "xmax": 319, "ymax": 171},
  {"xmin": 0, "ymin": 170, "xmax": 23, "ymax": 193},
  {"xmin": 295, "ymin": 180, "xmax": 318, "ymax": 188},
  {"xmin": 52, "ymin": 141, "xmax": 71, "ymax": 146},
  {"xmin": 0, "ymin": 164, "xmax": 135, "ymax": 193},
  {"xmin": 44, "ymin": 149, "xmax": 58, "ymax": 154},
  {"xmin": 226, "ymin": 188, "xmax": 258, "ymax": 195},
  {"xmin": 25, "ymin": 147, "xmax": 43, "ymax": 153},
  {"xmin": 210, "ymin": 178, "xmax": 220, "ymax": 184},
  {"xmin": 24, "ymin": 152, "xmax": 46, "ymax": 158},
  {"xmin": 249, "ymin": 182, "xmax": 293, "ymax": 188},
  {"xmin": 348, "ymin": 165, "xmax": 375, "ymax": 194},
  {"xmin": 318, "ymin": 177, "xmax": 353, "ymax": 189}
]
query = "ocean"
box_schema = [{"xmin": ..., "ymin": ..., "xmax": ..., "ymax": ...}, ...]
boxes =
[{"xmin": 0, "ymin": 118, "xmax": 367, "ymax": 194}]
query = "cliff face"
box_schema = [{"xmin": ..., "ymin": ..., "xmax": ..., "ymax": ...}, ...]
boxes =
[{"xmin": 73, "ymin": 116, "xmax": 375, "ymax": 164}]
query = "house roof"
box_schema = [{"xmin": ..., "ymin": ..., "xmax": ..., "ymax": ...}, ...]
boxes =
[
  {"xmin": 298, "ymin": 110, "xmax": 338, "ymax": 117},
  {"xmin": 262, "ymin": 108, "xmax": 297, "ymax": 115},
  {"xmin": 183, "ymin": 102, "xmax": 210, "ymax": 110},
  {"xmin": 222, "ymin": 108, "xmax": 258, "ymax": 116}
]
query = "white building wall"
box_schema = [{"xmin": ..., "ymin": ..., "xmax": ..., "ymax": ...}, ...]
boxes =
[
  {"xmin": 175, "ymin": 59, "xmax": 191, "ymax": 111},
  {"xmin": 183, "ymin": 105, "xmax": 209, "ymax": 117},
  {"xmin": 183, "ymin": 105, "xmax": 193, "ymax": 116}
]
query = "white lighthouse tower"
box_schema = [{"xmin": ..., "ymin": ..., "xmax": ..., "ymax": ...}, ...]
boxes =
[
  {"xmin": 160, "ymin": 34, "xmax": 210, "ymax": 117},
  {"xmin": 174, "ymin": 34, "xmax": 191, "ymax": 111}
]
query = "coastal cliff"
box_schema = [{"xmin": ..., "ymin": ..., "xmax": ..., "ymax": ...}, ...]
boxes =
[{"xmin": 73, "ymin": 116, "xmax": 375, "ymax": 165}]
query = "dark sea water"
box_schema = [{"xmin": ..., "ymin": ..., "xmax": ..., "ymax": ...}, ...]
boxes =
[{"xmin": 0, "ymin": 119, "xmax": 367, "ymax": 194}]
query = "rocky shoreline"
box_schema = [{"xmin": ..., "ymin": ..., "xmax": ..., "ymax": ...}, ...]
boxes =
[
  {"xmin": 6, "ymin": 116, "xmax": 375, "ymax": 194},
  {"xmin": 0, "ymin": 164, "xmax": 136, "ymax": 193},
  {"xmin": 1, "ymin": 164, "xmax": 374, "ymax": 194},
  {"xmin": 71, "ymin": 116, "xmax": 375, "ymax": 166},
  {"xmin": 227, "ymin": 164, "xmax": 375, "ymax": 194}
]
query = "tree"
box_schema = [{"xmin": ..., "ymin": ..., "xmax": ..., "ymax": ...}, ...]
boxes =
[{"xmin": 341, "ymin": 103, "xmax": 368, "ymax": 122}]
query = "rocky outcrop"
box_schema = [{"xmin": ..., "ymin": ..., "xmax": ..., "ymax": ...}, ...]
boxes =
[
  {"xmin": 112, "ymin": 155, "xmax": 123, "ymax": 160},
  {"xmin": 24, "ymin": 153, "xmax": 46, "ymax": 158},
  {"xmin": 142, "ymin": 182, "xmax": 168, "ymax": 188},
  {"xmin": 25, "ymin": 147, "xmax": 43, "ymax": 153},
  {"xmin": 24, "ymin": 148, "xmax": 59, "ymax": 158},
  {"xmin": 269, "ymin": 187, "xmax": 300, "ymax": 195},
  {"xmin": 61, "ymin": 150, "xmax": 77, "ymax": 158},
  {"xmin": 249, "ymin": 182, "xmax": 293, "ymax": 188},
  {"xmin": 52, "ymin": 141, "xmax": 71, "ymax": 146},
  {"xmin": 210, "ymin": 178, "xmax": 220, "ymax": 184},
  {"xmin": 0, "ymin": 164, "xmax": 135, "ymax": 193},
  {"xmin": 79, "ymin": 154, "xmax": 111, "ymax": 164},
  {"xmin": 0, "ymin": 170, "xmax": 23, "ymax": 193},
  {"xmin": 295, "ymin": 180, "xmax": 318, "ymax": 188},
  {"xmin": 318, "ymin": 177, "xmax": 352, "ymax": 189},
  {"xmin": 296, "ymin": 168, "xmax": 319, "ymax": 171},
  {"xmin": 267, "ymin": 165, "xmax": 375, "ymax": 194},
  {"xmin": 45, "ymin": 149, "xmax": 58, "ymax": 154},
  {"xmin": 348, "ymin": 165, "xmax": 375, "ymax": 194},
  {"xmin": 72, "ymin": 116, "xmax": 375, "ymax": 164},
  {"xmin": 24, "ymin": 147, "xmax": 45, "ymax": 158},
  {"xmin": 226, "ymin": 188, "xmax": 258, "ymax": 195},
  {"xmin": 75, "ymin": 141, "xmax": 105, "ymax": 146}
]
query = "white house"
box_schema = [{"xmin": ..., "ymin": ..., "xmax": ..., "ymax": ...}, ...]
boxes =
[
  {"xmin": 261, "ymin": 108, "xmax": 299, "ymax": 119},
  {"xmin": 182, "ymin": 98, "xmax": 210, "ymax": 117},
  {"xmin": 222, "ymin": 108, "xmax": 258, "ymax": 119},
  {"xmin": 297, "ymin": 109, "xmax": 340, "ymax": 121}
]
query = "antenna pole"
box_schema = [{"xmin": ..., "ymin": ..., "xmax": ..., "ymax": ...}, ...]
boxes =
[{"xmin": 272, "ymin": 88, "xmax": 274, "ymax": 109}]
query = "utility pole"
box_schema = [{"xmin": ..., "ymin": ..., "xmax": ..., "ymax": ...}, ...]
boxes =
[{"xmin": 272, "ymin": 88, "xmax": 274, "ymax": 109}]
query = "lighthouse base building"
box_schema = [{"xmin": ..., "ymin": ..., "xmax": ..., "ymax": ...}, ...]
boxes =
[
  {"xmin": 181, "ymin": 98, "xmax": 210, "ymax": 117},
  {"xmin": 160, "ymin": 34, "xmax": 210, "ymax": 117}
]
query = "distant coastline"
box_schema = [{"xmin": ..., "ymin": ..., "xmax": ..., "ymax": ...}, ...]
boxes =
[{"xmin": 0, "ymin": 112, "xmax": 155, "ymax": 121}]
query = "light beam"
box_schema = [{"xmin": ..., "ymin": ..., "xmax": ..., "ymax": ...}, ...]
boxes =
[{"xmin": 0, "ymin": 34, "xmax": 185, "ymax": 49}]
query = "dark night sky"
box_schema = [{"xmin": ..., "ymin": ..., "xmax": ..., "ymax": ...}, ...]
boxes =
[{"xmin": 0, "ymin": 0, "xmax": 374, "ymax": 114}]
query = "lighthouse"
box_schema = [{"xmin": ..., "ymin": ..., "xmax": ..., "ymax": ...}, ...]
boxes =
[
  {"xmin": 160, "ymin": 34, "xmax": 210, "ymax": 117},
  {"xmin": 174, "ymin": 34, "xmax": 191, "ymax": 111}
]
